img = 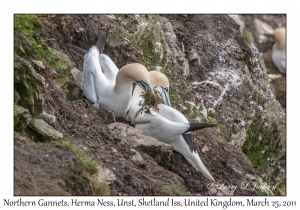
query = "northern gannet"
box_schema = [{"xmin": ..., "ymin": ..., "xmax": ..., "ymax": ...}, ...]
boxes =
[
  {"xmin": 149, "ymin": 71, "xmax": 171, "ymax": 106},
  {"xmin": 271, "ymin": 28, "xmax": 286, "ymax": 74},
  {"xmin": 128, "ymin": 71, "xmax": 217, "ymax": 181},
  {"xmin": 65, "ymin": 26, "xmax": 153, "ymax": 117}
]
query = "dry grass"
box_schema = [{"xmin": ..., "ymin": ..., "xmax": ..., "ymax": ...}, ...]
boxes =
[{"xmin": 131, "ymin": 90, "xmax": 164, "ymax": 124}]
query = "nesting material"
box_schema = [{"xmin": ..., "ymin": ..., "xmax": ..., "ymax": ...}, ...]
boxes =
[{"xmin": 131, "ymin": 90, "xmax": 164, "ymax": 124}]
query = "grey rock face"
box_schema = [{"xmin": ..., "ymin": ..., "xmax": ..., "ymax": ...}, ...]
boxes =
[
  {"xmin": 14, "ymin": 55, "xmax": 46, "ymax": 116},
  {"xmin": 66, "ymin": 68, "xmax": 83, "ymax": 101},
  {"xmin": 107, "ymin": 123, "xmax": 173, "ymax": 162},
  {"xmin": 29, "ymin": 118, "xmax": 63, "ymax": 140}
]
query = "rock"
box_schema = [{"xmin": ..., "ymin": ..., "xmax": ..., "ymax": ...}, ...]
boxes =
[
  {"xmin": 201, "ymin": 144, "xmax": 210, "ymax": 153},
  {"xmin": 131, "ymin": 149, "xmax": 144, "ymax": 163},
  {"xmin": 14, "ymin": 105, "xmax": 32, "ymax": 133},
  {"xmin": 14, "ymin": 104, "xmax": 30, "ymax": 117},
  {"xmin": 97, "ymin": 167, "xmax": 116, "ymax": 185},
  {"xmin": 245, "ymin": 173, "xmax": 256, "ymax": 181},
  {"xmin": 228, "ymin": 15, "xmax": 245, "ymax": 34},
  {"xmin": 107, "ymin": 123, "xmax": 173, "ymax": 162},
  {"xmin": 37, "ymin": 110, "xmax": 56, "ymax": 124},
  {"xmin": 14, "ymin": 54, "xmax": 45, "ymax": 116},
  {"xmin": 31, "ymin": 60, "xmax": 45, "ymax": 71},
  {"xmin": 76, "ymin": 28, "xmax": 85, "ymax": 33},
  {"xmin": 66, "ymin": 68, "xmax": 83, "ymax": 101},
  {"xmin": 230, "ymin": 128, "xmax": 247, "ymax": 146},
  {"xmin": 29, "ymin": 118, "xmax": 63, "ymax": 140},
  {"xmin": 70, "ymin": 68, "xmax": 82, "ymax": 89}
]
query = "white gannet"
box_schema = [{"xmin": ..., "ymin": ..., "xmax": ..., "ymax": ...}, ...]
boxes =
[
  {"xmin": 128, "ymin": 71, "xmax": 216, "ymax": 181},
  {"xmin": 65, "ymin": 26, "xmax": 153, "ymax": 117},
  {"xmin": 149, "ymin": 71, "xmax": 171, "ymax": 106},
  {"xmin": 83, "ymin": 49, "xmax": 153, "ymax": 117},
  {"xmin": 271, "ymin": 28, "xmax": 286, "ymax": 74}
]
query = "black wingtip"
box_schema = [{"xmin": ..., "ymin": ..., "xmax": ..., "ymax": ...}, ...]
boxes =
[
  {"xmin": 185, "ymin": 123, "xmax": 218, "ymax": 133},
  {"xmin": 63, "ymin": 43, "xmax": 87, "ymax": 57},
  {"xmin": 95, "ymin": 24, "xmax": 111, "ymax": 54}
]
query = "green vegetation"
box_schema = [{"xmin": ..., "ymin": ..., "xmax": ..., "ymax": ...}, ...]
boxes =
[
  {"xmin": 257, "ymin": 189, "xmax": 267, "ymax": 196},
  {"xmin": 55, "ymin": 140, "xmax": 98, "ymax": 175},
  {"xmin": 272, "ymin": 189, "xmax": 281, "ymax": 196},
  {"xmin": 14, "ymin": 14, "xmax": 70, "ymax": 86},
  {"xmin": 242, "ymin": 119, "xmax": 282, "ymax": 183},
  {"xmin": 55, "ymin": 139, "xmax": 110, "ymax": 195},
  {"xmin": 14, "ymin": 55, "xmax": 45, "ymax": 116}
]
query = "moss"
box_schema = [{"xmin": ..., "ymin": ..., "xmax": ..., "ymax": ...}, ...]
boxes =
[
  {"xmin": 14, "ymin": 55, "xmax": 45, "ymax": 116},
  {"xmin": 242, "ymin": 119, "xmax": 281, "ymax": 179},
  {"xmin": 272, "ymin": 189, "xmax": 281, "ymax": 196},
  {"xmin": 140, "ymin": 39, "xmax": 160, "ymax": 66},
  {"xmin": 55, "ymin": 140, "xmax": 98, "ymax": 175},
  {"xmin": 54, "ymin": 140, "xmax": 110, "ymax": 195},
  {"xmin": 257, "ymin": 189, "xmax": 267, "ymax": 196},
  {"xmin": 14, "ymin": 14, "xmax": 70, "ymax": 87},
  {"xmin": 14, "ymin": 110, "xmax": 32, "ymax": 134},
  {"xmin": 117, "ymin": 14, "xmax": 127, "ymax": 19},
  {"xmin": 65, "ymin": 168, "xmax": 110, "ymax": 196}
]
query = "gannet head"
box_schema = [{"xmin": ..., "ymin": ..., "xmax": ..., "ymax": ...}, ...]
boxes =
[
  {"xmin": 273, "ymin": 28, "xmax": 286, "ymax": 51},
  {"xmin": 149, "ymin": 71, "xmax": 171, "ymax": 106},
  {"xmin": 119, "ymin": 63, "xmax": 154, "ymax": 93}
]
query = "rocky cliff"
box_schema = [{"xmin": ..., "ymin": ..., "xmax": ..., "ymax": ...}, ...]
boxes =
[{"xmin": 14, "ymin": 14, "xmax": 286, "ymax": 196}]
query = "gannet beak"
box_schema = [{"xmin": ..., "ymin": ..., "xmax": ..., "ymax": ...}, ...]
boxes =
[
  {"xmin": 137, "ymin": 80, "xmax": 154, "ymax": 94},
  {"xmin": 161, "ymin": 86, "xmax": 171, "ymax": 106}
]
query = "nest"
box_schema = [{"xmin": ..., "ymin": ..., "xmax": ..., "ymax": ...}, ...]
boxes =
[{"xmin": 131, "ymin": 90, "xmax": 164, "ymax": 124}]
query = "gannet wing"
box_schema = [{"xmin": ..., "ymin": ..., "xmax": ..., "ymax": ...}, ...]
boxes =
[
  {"xmin": 63, "ymin": 43, "xmax": 87, "ymax": 56},
  {"xmin": 96, "ymin": 25, "xmax": 111, "ymax": 54},
  {"xmin": 99, "ymin": 54, "xmax": 119, "ymax": 83},
  {"xmin": 135, "ymin": 117, "xmax": 190, "ymax": 143},
  {"xmin": 83, "ymin": 46, "xmax": 109, "ymax": 102},
  {"xmin": 157, "ymin": 104, "xmax": 188, "ymax": 123}
]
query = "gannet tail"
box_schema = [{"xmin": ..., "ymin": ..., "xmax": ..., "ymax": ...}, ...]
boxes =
[{"xmin": 186, "ymin": 123, "xmax": 218, "ymax": 133}]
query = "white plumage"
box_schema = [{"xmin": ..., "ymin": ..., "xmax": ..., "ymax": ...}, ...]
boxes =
[
  {"xmin": 65, "ymin": 26, "xmax": 153, "ymax": 117},
  {"xmin": 129, "ymin": 71, "xmax": 216, "ymax": 181}
]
